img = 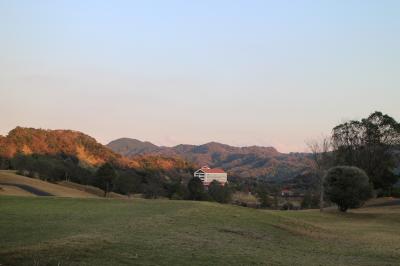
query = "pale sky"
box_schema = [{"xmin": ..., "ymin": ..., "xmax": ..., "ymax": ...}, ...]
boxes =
[{"xmin": 0, "ymin": 1, "xmax": 399, "ymax": 152}]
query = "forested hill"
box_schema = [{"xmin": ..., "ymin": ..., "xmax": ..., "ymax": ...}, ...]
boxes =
[
  {"xmin": 108, "ymin": 138, "xmax": 313, "ymax": 180},
  {"xmin": 0, "ymin": 127, "xmax": 194, "ymax": 172},
  {"xmin": 0, "ymin": 127, "xmax": 127, "ymax": 167}
]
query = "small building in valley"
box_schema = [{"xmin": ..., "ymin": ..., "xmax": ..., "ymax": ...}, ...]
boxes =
[
  {"xmin": 194, "ymin": 166, "xmax": 227, "ymax": 186},
  {"xmin": 281, "ymin": 188, "xmax": 295, "ymax": 197}
]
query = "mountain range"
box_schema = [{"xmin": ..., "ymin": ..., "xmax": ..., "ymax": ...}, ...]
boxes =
[
  {"xmin": 107, "ymin": 138, "xmax": 313, "ymax": 180},
  {"xmin": 0, "ymin": 127, "xmax": 313, "ymax": 181}
]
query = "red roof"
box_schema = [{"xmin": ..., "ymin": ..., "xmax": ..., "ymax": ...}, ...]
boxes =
[{"xmin": 199, "ymin": 166, "xmax": 226, "ymax": 174}]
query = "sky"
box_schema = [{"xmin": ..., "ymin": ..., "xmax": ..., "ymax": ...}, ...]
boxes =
[{"xmin": 0, "ymin": 0, "xmax": 399, "ymax": 152}]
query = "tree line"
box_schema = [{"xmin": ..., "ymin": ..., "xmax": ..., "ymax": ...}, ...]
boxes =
[
  {"xmin": 226, "ymin": 111, "xmax": 400, "ymax": 212},
  {"xmin": 306, "ymin": 111, "xmax": 400, "ymax": 212},
  {"xmin": 0, "ymin": 153, "xmax": 232, "ymax": 204}
]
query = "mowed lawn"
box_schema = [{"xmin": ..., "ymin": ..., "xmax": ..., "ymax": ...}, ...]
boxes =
[{"xmin": 1, "ymin": 196, "xmax": 400, "ymax": 266}]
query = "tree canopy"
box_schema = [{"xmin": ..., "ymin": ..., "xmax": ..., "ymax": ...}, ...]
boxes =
[
  {"xmin": 324, "ymin": 166, "xmax": 372, "ymax": 212},
  {"xmin": 95, "ymin": 163, "xmax": 117, "ymax": 197},
  {"xmin": 332, "ymin": 111, "xmax": 400, "ymax": 191}
]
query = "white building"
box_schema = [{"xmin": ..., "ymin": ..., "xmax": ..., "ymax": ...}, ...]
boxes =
[{"xmin": 194, "ymin": 166, "xmax": 227, "ymax": 186}]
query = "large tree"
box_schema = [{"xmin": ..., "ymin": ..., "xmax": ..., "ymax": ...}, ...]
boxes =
[
  {"xmin": 332, "ymin": 111, "xmax": 400, "ymax": 192},
  {"xmin": 95, "ymin": 163, "xmax": 117, "ymax": 197},
  {"xmin": 324, "ymin": 166, "xmax": 372, "ymax": 212}
]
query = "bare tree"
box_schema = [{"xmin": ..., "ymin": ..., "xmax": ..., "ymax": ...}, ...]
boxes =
[{"xmin": 306, "ymin": 136, "xmax": 333, "ymax": 212}]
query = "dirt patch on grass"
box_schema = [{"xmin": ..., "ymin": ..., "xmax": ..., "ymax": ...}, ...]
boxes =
[{"xmin": 218, "ymin": 227, "xmax": 271, "ymax": 241}]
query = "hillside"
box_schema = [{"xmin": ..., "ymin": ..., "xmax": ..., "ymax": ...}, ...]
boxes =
[
  {"xmin": 1, "ymin": 196, "xmax": 400, "ymax": 265},
  {"xmin": 107, "ymin": 138, "xmax": 160, "ymax": 157},
  {"xmin": 107, "ymin": 138, "xmax": 313, "ymax": 180},
  {"xmin": 0, "ymin": 170, "xmax": 99, "ymax": 198},
  {"xmin": 0, "ymin": 127, "xmax": 127, "ymax": 167},
  {"xmin": 0, "ymin": 127, "xmax": 195, "ymax": 173}
]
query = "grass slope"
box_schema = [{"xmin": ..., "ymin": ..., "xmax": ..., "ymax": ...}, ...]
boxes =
[
  {"xmin": 1, "ymin": 196, "xmax": 400, "ymax": 266},
  {"xmin": 57, "ymin": 181, "xmax": 127, "ymax": 199},
  {"xmin": 0, "ymin": 171, "xmax": 98, "ymax": 198}
]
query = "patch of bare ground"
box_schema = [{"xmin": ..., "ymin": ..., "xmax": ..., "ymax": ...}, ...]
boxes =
[{"xmin": 217, "ymin": 227, "xmax": 271, "ymax": 241}]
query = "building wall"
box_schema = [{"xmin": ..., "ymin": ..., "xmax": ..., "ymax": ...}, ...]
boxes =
[
  {"xmin": 194, "ymin": 171, "xmax": 205, "ymax": 182},
  {"xmin": 205, "ymin": 173, "xmax": 227, "ymax": 184}
]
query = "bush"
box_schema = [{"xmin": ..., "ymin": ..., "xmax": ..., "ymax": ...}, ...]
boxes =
[
  {"xmin": 281, "ymin": 202, "xmax": 294, "ymax": 210},
  {"xmin": 256, "ymin": 185, "xmax": 271, "ymax": 208},
  {"xmin": 113, "ymin": 171, "xmax": 140, "ymax": 196},
  {"xmin": 142, "ymin": 182, "xmax": 164, "ymax": 199},
  {"xmin": 324, "ymin": 166, "xmax": 373, "ymax": 212},
  {"xmin": 187, "ymin": 177, "xmax": 206, "ymax": 200},
  {"xmin": 301, "ymin": 192, "xmax": 319, "ymax": 209},
  {"xmin": 165, "ymin": 180, "xmax": 188, "ymax": 200},
  {"xmin": 208, "ymin": 181, "xmax": 232, "ymax": 203}
]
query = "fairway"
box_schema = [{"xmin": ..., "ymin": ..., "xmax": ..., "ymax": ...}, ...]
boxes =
[{"xmin": 1, "ymin": 197, "xmax": 400, "ymax": 266}]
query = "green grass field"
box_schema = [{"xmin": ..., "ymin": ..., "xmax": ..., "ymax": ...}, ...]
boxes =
[{"xmin": 1, "ymin": 196, "xmax": 400, "ymax": 266}]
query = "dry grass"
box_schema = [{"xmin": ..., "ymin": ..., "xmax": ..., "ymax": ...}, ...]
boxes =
[
  {"xmin": 232, "ymin": 191, "xmax": 259, "ymax": 205},
  {"xmin": 0, "ymin": 184, "xmax": 34, "ymax": 196},
  {"xmin": 0, "ymin": 170, "xmax": 98, "ymax": 198},
  {"xmin": 58, "ymin": 181, "xmax": 127, "ymax": 199}
]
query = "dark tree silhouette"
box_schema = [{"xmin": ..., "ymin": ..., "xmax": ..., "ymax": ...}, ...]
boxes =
[
  {"xmin": 332, "ymin": 111, "xmax": 400, "ymax": 192},
  {"xmin": 208, "ymin": 181, "xmax": 232, "ymax": 203},
  {"xmin": 187, "ymin": 177, "xmax": 206, "ymax": 200},
  {"xmin": 324, "ymin": 166, "xmax": 372, "ymax": 212},
  {"xmin": 96, "ymin": 163, "xmax": 117, "ymax": 197}
]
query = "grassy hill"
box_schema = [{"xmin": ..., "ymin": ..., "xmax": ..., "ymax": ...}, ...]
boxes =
[
  {"xmin": 0, "ymin": 170, "xmax": 99, "ymax": 198},
  {"xmin": 1, "ymin": 196, "xmax": 399, "ymax": 265},
  {"xmin": 0, "ymin": 170, "xmax": 128, "ymax": 199},
  {"xmin": 0, "ymin": 127, "xmax": 125, "ymax": 167}
]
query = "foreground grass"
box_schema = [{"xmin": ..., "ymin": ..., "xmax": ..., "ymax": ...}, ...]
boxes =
[{"xmin": 1, "ymin": 196, "xmax": 400, "ymax": 266}]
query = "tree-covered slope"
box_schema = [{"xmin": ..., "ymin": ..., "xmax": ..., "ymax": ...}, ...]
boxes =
[{"xmin": 107, "ymin": 138, "xmax": 313, "ymax": 180}]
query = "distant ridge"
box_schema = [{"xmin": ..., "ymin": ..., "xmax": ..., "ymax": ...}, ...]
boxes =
[
  {"xmin": 107, "ymin": 138, "xmax": 160, "ymax": 157},
  {"xmin": 107, "ymin": 138, "xmax": 312, "ymax": 180}
]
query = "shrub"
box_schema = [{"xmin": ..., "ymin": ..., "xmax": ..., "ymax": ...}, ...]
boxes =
[
  {"xmin": 187, "ymin": 177, "xmax": 206, "ymax": 200},
  {"xmin": 256, "ymin": 185, "xmax": 271, "ymax": 208},
  {"xmin": 142, "ymin": 182, "xmax": 164, "ymax": 199},
  {"xmin": 208, "ymin": 181, "xmax": 232, "ymax": 203},
  {"xmin": 301, "ymin": 192, "xmax": 319, "ymax": 209},
  {"xmin": 324, "ymin": 166, "xmax": 373, "ymax": 212},
  {"xmin": 165, "ymin": 180, "xmax": 188, "ymax": 200},
  {"xmin": 281, "ymin": 202, "xmax": 294, "ymax": 210}
]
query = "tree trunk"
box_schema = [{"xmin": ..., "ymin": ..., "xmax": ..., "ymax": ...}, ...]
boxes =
[
  {"xmin": 104, "ymin": 182, "xmax": 109, "ymax": 198},
  {"xmin": 319, "ymin": 184, "xmax": 324, "ymax": 212},
  {"xmin": 319, "ymin": 171, "xmax": 324, "ymax": 212}
]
